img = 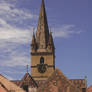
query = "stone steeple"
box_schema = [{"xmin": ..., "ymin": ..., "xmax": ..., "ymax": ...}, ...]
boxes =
[
  {"xmin": 31, "ymin": 0, "xmax": 55, "ymax": 81},
  {"xmin": 31, "ymin": 0, "xmax": 55, "ymax": 53},
  {"xmin": 36, "ymin": 0, "xmax": 49, "ymax": 49}
]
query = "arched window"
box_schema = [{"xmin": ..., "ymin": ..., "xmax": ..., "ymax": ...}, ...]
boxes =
[{"xmin": 40, "ymin": 57, "xmax": 44, "ymax": 64}]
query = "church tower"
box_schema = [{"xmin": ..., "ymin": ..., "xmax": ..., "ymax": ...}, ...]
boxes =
[{"xmin": 31, "ymin": 0, "xmax": 55, "ymax": 81}]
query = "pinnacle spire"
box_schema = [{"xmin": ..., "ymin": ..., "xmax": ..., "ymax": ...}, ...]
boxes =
[
  {"xmin": 48, "ymin": 32, "xmax": 55, "ymax": 52},
  {"xmin": 31, "ymin": 30, "xmax": 36, "ymax": 45},
  {"xmin": 31, "ymin": 29, "xmax": 37, "ymax": 52},
  {"xmin": 36, "ymin": 0, "xmax": 49, "ymax": 49}
]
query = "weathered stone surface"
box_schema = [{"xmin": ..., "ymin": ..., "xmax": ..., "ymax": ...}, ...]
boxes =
[
  {"xmin": 31, "ymin": 0, "xmax": 55, "ymax": 81},
  {"xmin": 36, "ymin": 0, "xmax": 49, "ymax": 49}
]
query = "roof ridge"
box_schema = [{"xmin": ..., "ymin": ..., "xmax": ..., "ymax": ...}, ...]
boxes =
[
  {"xmin": 20, "ymin": 73, "xmax": 38, "ymax": 88},
  {"xmin": 55, "ymin": 68, "xmax": 79, "ymax": 88},
  {"xmin": 0, "ymin": 82, "xmax": 9, "ymax": 92},
  {"xmin": 0, "ymin": 75, "xmax": 25, "ymax": 92}
]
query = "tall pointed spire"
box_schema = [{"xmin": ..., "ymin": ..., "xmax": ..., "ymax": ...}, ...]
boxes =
[{"xmin": 36, "ymin": 0, "xmax": 49, "ymax": 49}]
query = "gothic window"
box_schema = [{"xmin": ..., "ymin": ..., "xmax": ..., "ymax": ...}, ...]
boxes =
[{"xmin": 40, "ymin": 57, "xmax": 44, "ymax": 64}]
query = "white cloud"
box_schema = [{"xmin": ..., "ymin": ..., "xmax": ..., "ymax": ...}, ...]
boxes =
[
  {"xmin": 0, "ymin": 0, "xmax": 37, "ymax": 24},
  {"xmin": 0, "ymin": 18, "xmax": 31, "ymax": 67},
  {"xmin": 53, "ymin": 25, "xmax": 82, "ymax": 38},
  {"xmin": 0, "ymin": 43, "xmax": 30, "ymax": 67},
  {"xmin": 0, "ymin": 0, "xmax": 83, "ymax": 69},
  {"xmin": 0, "ymin": 0, "xmax": 33, "ymax": 68},
  {"xmin": 4, "ymin": 70, "xmax": 24, "ymax": 75},
  {"xmin": 1, "ymin": 55, "xmax": 30, "ymax": 67},
  {"xmin": 0, "ymin": 0, "xmax": 36, "ymax": 44},
  {"xmin": 0, "ymin": 18, "xmax": 33, "ymax": 44}
]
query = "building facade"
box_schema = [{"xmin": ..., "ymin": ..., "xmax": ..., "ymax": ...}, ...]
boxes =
[{"xmin": 0, "ymin": 0, "xmax": 87, "ymax": 92}]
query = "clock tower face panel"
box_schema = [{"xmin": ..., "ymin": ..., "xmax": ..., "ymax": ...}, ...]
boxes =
[{"xmin": 31, "ymin": 54, "xmax": 55, "ymax": 80}]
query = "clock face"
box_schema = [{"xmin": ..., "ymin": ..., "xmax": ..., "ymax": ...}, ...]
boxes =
[{"xmin": 38, "ymin": 64, "xmax": 47, "ymax": 73}]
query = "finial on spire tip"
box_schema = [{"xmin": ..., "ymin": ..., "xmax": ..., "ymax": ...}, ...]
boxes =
[{"xmin": 42, "ymin": 0, "xmax": 45, "ymax": 6}]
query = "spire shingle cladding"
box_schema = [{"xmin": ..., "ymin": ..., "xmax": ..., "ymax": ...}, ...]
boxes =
[
  {"xmin": 31, "ymin": 0, "xmax": 55, "ymax": 53},
  {"xmin": 36, "ymin": 0, "xmax": 49, "ymax": 49}
]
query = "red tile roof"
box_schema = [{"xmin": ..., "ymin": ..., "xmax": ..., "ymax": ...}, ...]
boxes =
[
  {"xmin": 37, "ymin": 68, "xmax": 81, "ymax": 92},
  {"xmin": 0, "ymin": 83, "xmax": 8, "ymax": 92},
  {"xmin": 87, "ymin": 85, "xmax": 92, "ymax": 92},
  {"xmin": 12, "ymin": 73, "xmax": 38, "ymax": 88},
  {"xmin": 19, "ymin": 72, "xmax": 38, "ymax": 88},
  {"xmin": 70, "ymin": 79, "xmax": 86, "ymax": 88},
  {"xmin": 0, "ymin": 74, "xmax": 25, "ymax": 92}
]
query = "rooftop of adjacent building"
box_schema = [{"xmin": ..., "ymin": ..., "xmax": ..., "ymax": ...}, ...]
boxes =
[
  {"xmin": 11, "ymin": 69, "xmax": 87, "ymax": 89},
  {"xmin": 0, "ymin": 74, "xmax": 25, "ymax": 92},
  {"xmin": 87, "ymin": 85, "xmax": 92, "ymax": 92}
]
